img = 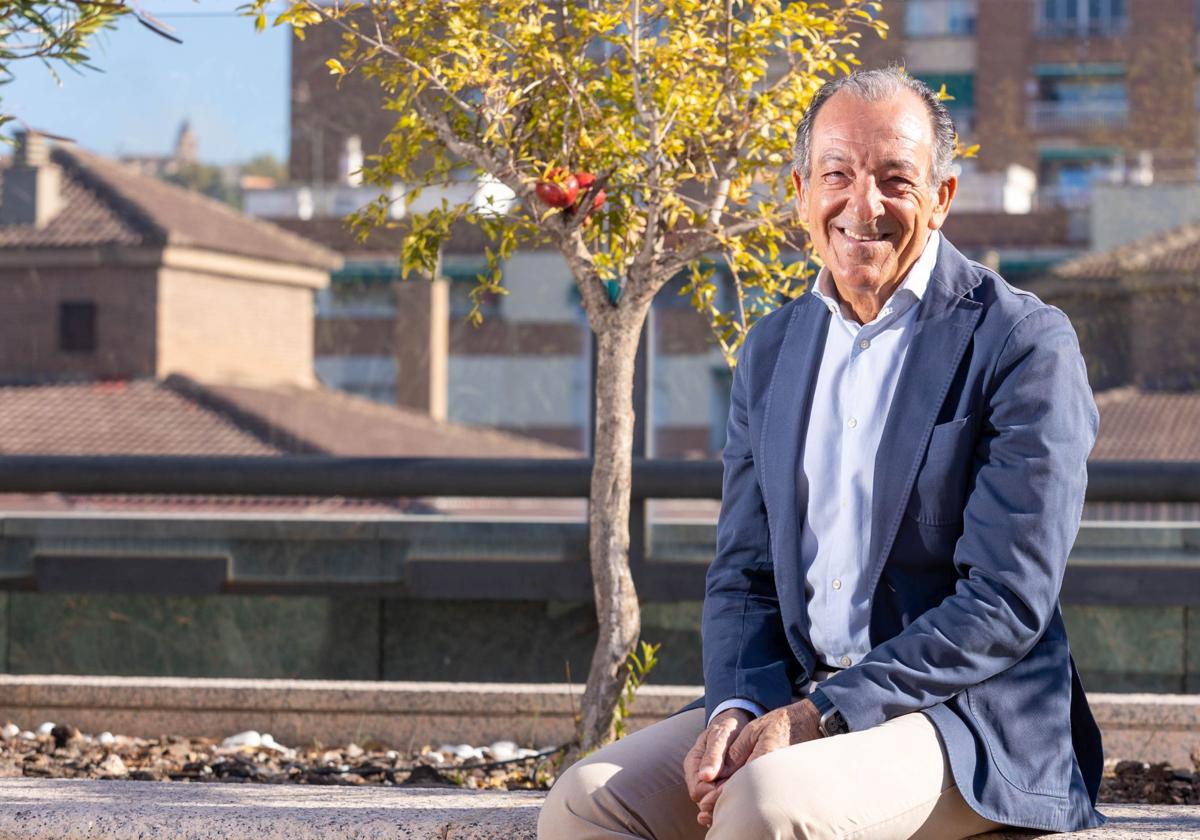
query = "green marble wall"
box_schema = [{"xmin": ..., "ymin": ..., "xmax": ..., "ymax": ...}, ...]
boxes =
[
  {"xmin": 378, "ymin": 599, "xmax": 703, "ymax": 685},
  {"xmin": 1187, "ymin": 610, "xmax": 1200, "ymax": 693},
  {"xmin": 0, "ymin": 594, "xmax": 1193, "ymax": 694},
  {"xmin": 1062, "ymin": 605, "xmax": 1187, "ymax": 693},
  {"xmin": 380, "ymin": 600, "xmax": 597, "ymax": 683},
  {"xmin": 0, "ymin": 593, "xmax": 7, "ymax": 672},
  {"xmin": 6, "ymin": 593, "xmax": 379, "ymax": 680}
]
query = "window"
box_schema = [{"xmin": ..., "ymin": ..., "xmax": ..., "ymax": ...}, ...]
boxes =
[
  {"xmin": 443, "ymin": 260, "xmax": 502, "ymax": 320},
  {"xmin": 1036, "ymin": 147, "xmax": 1121, "ymax": 208},
  {"xmin": 58, "ymin": 301, "xmax": 96, "ymax": 353},
  {"xmin": 1038, "ymin": 0, "xmax": 1126, "ymax": 37},
  {"xmin": 904, "ymin": 0, "xmax": 978, "ymax": 37},
  {"xmin": 320, "ymin": 261, "xmax": 398, "ymax": 319},
  {"xmin": 1029, "ymin": 65, "xmax": 1127, "ymax": 131}
]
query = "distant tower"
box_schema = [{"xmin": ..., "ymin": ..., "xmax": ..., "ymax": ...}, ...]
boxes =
[{"xmin": 174, "ymin": 120, "xmax": 198, "ymax": 166}]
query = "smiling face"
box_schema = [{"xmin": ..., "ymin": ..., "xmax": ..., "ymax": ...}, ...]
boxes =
[{"xmin": 792, "ymin": 88, "xmax": 956, "ymax": 311}]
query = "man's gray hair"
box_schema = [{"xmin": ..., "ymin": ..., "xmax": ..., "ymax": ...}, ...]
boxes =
[{"xmin": 792, "ymin": 67, "xmax": 957, "ymax": 190}]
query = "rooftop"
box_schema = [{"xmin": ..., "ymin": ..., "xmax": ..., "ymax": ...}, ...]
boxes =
[
  {"xmin": 1092, "ymin": 388, "xmax": 1200, "ymax": 462},
  {"xmin": 0, "ymin": 376, "xmax": 580, "ymax": 515},
  {"xmin": 1047, "ymin": 221, "xmax": 1200, "ymax": 282},
  {"xmin": 0, "ymin": 145, "xmax": 340, "ymax": 271}
]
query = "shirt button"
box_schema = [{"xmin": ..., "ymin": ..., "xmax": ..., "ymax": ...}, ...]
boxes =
[
  {"xmin": 840, "ymin": 656, "xmax": 851, "ymax": 667},
  {"xmin": 859, "ymin": 339, "xmax": 870, "ymax": 350},
  {"xmin": 832, "ymin": 578, "xmax": 842, "ymax": 590},
  {"xmin": 847, "ymin": 418, "xmax": 858, "ymax": 429}
]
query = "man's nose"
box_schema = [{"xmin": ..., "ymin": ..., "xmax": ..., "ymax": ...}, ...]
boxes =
[{"xmin": 846, "ymin": 176, "xmax": 885, "ymax": 223}]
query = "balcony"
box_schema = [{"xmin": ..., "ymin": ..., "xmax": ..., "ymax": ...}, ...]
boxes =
[
  {"xmin": 1035, "ymin": 18, "xmax": 1128, "ymax": 39},
  {"xmin": 1028, "ymin": 100, "xmax": 1128, "ymax": 132}
]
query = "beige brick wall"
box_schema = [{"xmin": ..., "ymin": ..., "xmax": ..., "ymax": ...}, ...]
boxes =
[
  {"xmin": 0, "ymin": 263, "xmax": 158, "ymax": 381},
  {"xmin": 157, "ymin": 267, "xmax": 316, "ymax": 388}
]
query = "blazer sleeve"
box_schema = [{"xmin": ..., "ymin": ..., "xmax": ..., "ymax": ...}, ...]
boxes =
[
  {"xmin": 813, "ymin": 306, "xmax": 1099, "ymax": 732},
  {"xmin": 702, "ymin": 326, "xmax": 804, "ymax": 722}
]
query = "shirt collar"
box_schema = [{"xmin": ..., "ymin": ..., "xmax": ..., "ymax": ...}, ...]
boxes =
[{"xmin": 809, "ymin": 229, "xmax": 941, "ymax": 317}]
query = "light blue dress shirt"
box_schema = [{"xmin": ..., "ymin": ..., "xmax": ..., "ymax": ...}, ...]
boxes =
[{"xmin": 709, "ymin": 230, "xmax": 942, "ymax": 724}]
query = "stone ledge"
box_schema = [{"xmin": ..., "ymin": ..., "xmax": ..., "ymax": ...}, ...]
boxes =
[
  {"xmin": 0, "ymin": 780, "xmax": 1195, "ymax": 839},
  {"xmin": 0, "ymin": 779, "xmax": 540, "ymax": 840},
  {"xmin": 973, "ymin": 805, "xmax": 1200, "ymax": 839},
  {"xmin": 0, "ymin": 676, "xmax": 1196, "ymax": 766}
]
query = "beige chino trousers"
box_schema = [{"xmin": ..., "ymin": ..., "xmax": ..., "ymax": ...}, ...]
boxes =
[{"xmin": 538, "ymin": 706, "xmax": 1006, "ymax": 840}]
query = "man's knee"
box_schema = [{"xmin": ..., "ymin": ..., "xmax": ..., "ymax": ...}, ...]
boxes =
[
  {"xmin": 538, "ymin": 758, "xmax": 621, "ymax": 838},
  {"xmin": 710, "ymin": 755, "xmax": 837, "ymax": 840}
]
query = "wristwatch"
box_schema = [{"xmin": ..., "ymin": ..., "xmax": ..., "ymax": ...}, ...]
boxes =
[{"xmin": 810, "ymin": 687, "xmax": 850, "ymax": 737}]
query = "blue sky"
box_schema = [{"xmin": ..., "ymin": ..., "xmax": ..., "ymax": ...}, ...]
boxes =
[{"xmin": 3, "ymin": 2, "xmax": 291, "ymax": 165}]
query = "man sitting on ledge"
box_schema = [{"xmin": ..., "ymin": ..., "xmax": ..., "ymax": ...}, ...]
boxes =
[{"xmin": 539, "ymin": 67, "xmax": 1106, "ymax": 840}]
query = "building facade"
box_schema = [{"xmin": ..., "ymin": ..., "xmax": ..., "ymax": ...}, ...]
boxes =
[
  {"xmin": 271, "ymin": 1, "xmax": 1200, "ymax": 458},
  {"xmin": 0, "ymin": 134, "xmax": 339, "ymax": 389}
]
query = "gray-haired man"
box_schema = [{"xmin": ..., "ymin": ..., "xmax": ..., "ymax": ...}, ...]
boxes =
[{"xmin": 538, "ymin": 67, "xmax": 1105, "ymax": 840}]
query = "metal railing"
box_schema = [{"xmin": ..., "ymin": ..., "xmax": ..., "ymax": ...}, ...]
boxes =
[
  {"xmin": 1028, "ymin": 100, "xmax": 1127, "ymax": 132},
  {"xmin": 0, "ymin": 456, "xmax": 1197, "ymax": 604},
  {"xmin": 0, "ymin": 454, "xmax": 1197, "ymax": 502},
  {"xmin": 1035, "ymin": 19, "xmax": 1129, "ymax": 39}
]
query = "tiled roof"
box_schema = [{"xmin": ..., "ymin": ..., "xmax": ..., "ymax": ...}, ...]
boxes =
[
  {"xmin": 0, "ymin": 376, "xmax": 580, "ymax": 514},
  {"xmin": 181, "ymin": 377, "xmax": 581, "ymax": 459},
  {"xmin": 0, "ymin": 380, "xmax": 286, "ymax": 457},
  {"xmin": 1092, "ymin": 387, "xmax": 1200, "ymax": 461},
  {"xmin": 0, "ymin": 147, "xmax": 340, "ymax": 270},
  {"xmin": 0, "ymin": 376, "xmax": 580, "ymax": 460},
  {"xmin": 1049, "ymin": 221, "xmax": 1200, "ymax": 282},
  {"xmin": 0, "ymin": 168, "xmax": 144, "ymax": 250}
]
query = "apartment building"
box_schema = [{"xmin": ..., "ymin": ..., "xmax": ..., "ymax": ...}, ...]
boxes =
[
  {"xmin": 267, "ymin": 1, "xmax": 1200, "ymax": 457},
  {"xmin": 864, "ymin": 0, "xmax": 1197, "ymax": 202}
]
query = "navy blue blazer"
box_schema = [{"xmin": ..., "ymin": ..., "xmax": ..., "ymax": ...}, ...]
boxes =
[{"xmin": 699, "ymin": 237, "xmax": 1105, "ymax": 832}]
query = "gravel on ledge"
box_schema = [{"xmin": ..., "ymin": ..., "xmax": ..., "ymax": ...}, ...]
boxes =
[{"xmin": 3, "ymin": 719, "xmax": 1199, "ymax": 805}]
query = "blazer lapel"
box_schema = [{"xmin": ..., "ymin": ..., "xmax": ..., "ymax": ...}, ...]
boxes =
[
  {"xmin": 761, "ymin": 296, "xmax": 830, "ymax": 574},
  {"xmin": 866, "ymin": 244, "xmax": 983, "ymax": 597}
]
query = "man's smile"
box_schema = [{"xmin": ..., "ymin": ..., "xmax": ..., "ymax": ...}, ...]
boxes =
[{"xmin": 834, "ymin": 227, "xmax": 895, "ymax": 245}]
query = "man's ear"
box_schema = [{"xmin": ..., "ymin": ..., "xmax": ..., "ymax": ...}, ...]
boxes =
[
  {"xmin": 928, "ymin": 175, "xmax": 957, "ymax": 230},
  {"xmin": 790, "ymin": 169, "xmax": 807, "ymax": 224}
]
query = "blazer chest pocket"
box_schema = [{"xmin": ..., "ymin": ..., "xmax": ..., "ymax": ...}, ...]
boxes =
[{"xmin": 906, "ymin": 415, "xmax": 976, "ymax": 527}]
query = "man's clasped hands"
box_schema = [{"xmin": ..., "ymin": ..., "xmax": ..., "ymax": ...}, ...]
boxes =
[{"xmin": 682, "ymin": 698, "xmax": 824, "ymax": 827}]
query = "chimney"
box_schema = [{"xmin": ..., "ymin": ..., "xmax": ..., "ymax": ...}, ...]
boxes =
[
  {"xmin": 0, "ymin": 132, "xmax": 64, "ymax": 228},
  {"xmin": 394, "ymin": 258, "xmax": 449, "ymax": 422}
]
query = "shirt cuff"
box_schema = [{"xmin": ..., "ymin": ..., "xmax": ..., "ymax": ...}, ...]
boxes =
[{"xmin": 708, "ymin": 698, "xmax": 767, "ymax": 726}]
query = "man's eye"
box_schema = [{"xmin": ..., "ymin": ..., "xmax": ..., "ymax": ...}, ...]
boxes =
[{"xmin": 822, "ymin": 172, "xmax": 847, "ymax": 183}]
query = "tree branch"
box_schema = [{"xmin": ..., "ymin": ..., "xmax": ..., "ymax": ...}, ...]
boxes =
[{"xmin": 654, "ymin": 206, "xmax": 792, "ymax": 278}]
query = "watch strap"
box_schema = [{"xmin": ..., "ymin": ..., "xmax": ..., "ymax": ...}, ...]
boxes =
[{"xmin": 809, "ymin": 687, "xmax": 847, "ymax": 737}]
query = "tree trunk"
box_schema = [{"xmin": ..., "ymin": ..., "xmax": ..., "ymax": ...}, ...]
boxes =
[{"xmin": 570, "ymin": 313, "xmax": 648, "ymax": 761}]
